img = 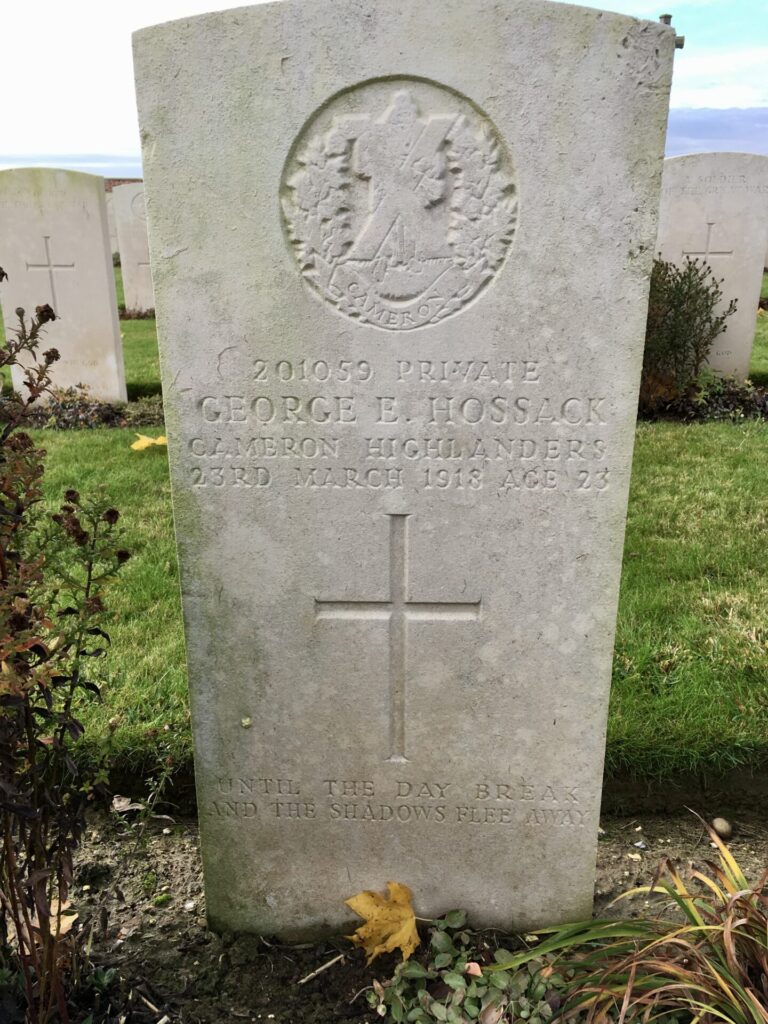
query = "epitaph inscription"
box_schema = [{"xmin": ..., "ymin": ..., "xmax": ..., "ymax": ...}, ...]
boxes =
[{"xmin": 282, "ymin": 80, "xmax": 517, "ymax": 331}]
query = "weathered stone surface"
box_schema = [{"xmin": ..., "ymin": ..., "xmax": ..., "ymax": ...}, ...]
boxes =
[
  {"xmin": 133, "ymin": 0, "xmax": 675, "ymax": 937},
  {"xmin": 105, "ymin": 191, "xmax": 119, "ymax": 256},
  {"xmin": 0, "ymin": 168, "xmax": 126, "ymax": 402},
  {"xmin": 113, "ymin": 182, "xmax": 154, "ymax": 313},
  {"xmin": 657, "ymin": 153, "xmax": 768, "ymax": 379}
]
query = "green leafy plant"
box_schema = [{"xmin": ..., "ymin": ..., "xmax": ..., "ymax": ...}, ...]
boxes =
[
  {"xmin": 367, "ymin": 910, "xmax": 566, "ymax": 1024},
  {"xmin": 0, "ymin": 288, "xmax": 128, "ymax": 1023},
  {"xmin": 686, "ymin": 369, "xmax": 768, "ymax": 421},
  {"xmin": 15, "ymin": 386, "xmax": 165, "ymax": 431},
  {"xmin": 640, "ymin": 257, "xmax": 738, "ymax": 414}
]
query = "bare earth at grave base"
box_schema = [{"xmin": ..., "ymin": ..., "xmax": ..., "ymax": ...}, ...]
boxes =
[{"xmin": 74, "ymin": 813, "xmax": 768, "ymax": 1024}]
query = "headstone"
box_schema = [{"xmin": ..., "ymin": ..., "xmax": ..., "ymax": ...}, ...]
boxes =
[
  {"xmin": 133, "ymin": 0, "xmax": 675, "ymax": 937},
  {"xmin": 0, "ymin": 168, "xmax": 127, "ymax": 402},
  {"xmin": 656, "ymin": 153, "xmax": 768, "ymax": 378},
  {"xmin": 105, "ymin": 190, "xmax": 119, "ymax": 257},
  {"xmin": 112, "ymin": 182, "xmax": 154, "ymax": 313}
]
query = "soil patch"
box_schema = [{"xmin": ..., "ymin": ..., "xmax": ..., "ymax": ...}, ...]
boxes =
[{"xmin": 74, "ymin": 811, "xmax": 768, "ymax": 1023}]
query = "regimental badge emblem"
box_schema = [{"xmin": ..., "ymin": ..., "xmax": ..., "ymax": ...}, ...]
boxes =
[{"xmin": 281, "ymin": 79, "xmax": 518, "ymax": 331}]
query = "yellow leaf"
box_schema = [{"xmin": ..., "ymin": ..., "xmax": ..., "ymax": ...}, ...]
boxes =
[
  {"xmin": 345, "ymin": 881, "xmax": 420, "ymax": 963},
  {"xmin": 130, "ymin": 433, "xmax": 168, "ymax": 451}
]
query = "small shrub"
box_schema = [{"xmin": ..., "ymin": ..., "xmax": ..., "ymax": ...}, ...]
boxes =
[
  {"xmin": 118, "ymin": 307, "xmax": 155, "ymax": 320},
  {"xmin": 111, "ymin": 252, "xmax": 120, "ymax": 268},
  {"xmin": 640, "ymin": 257, "xmax": 737, "ymax": 414},
  {"xmin": 0, "ymin": 386, "xmax": 165, "ymax": 430},
  {"xmin": 0, "ymin": 292, "xmax": 128, "ymax": 1022},
  {"xmin": 683, "ymin": 369, "xmax": 768, "ymax": 421}
]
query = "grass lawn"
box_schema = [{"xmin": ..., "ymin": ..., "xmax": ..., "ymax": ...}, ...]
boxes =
[
  {"xmin": 609, "ymin": 419, "xmax": 768, "ymax": 779},
  {"xmin": 35, "ymin": 418, "xmax": 768, "ymax": 784},
  {"xmin": 6, "ymin": 270, "xmax": 768, "ymax": 783},
  {"xmin": 38, "ymin": 429, "xmax": 188, "ymax": 774},
  {"xmin": 114, "ymin": 264, "xmax": 125, "ymax": 309},
  {"xmin": 751, "ymin": 273, "xmax": 768, "ymax": 386},
  {"xmin": 121, "ymin": 318, "xmax": 162, "ymax": 399}
]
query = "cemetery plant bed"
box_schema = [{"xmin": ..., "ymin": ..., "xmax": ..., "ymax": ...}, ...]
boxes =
[{"xmin": 65, "ymin": 811, "xmax": 768, "ymax": 1023}]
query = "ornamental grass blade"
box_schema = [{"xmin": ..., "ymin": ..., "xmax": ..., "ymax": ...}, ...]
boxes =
[{"xmin": 344, "ymin": 881, "xmax": 420, "ymax": 964}]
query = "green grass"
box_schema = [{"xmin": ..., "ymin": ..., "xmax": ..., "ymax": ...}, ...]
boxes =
[
  {"xmin": 121, "ymin": 319, "xmax": 162, "ymax": 399},
  {"xmin": 609, "ymin": 419, "xmax": 768, "ymax": 779},
  {"xmin": 38, "ymin": 429, "xmax": 188, "ymax": 773},
  {"xmin": 34, "ymin": 419, "xmax": 768, "ymax": 783},
  {"xmin": 114, "ymin": 264, "xmax": 125, "ymax": 309},
  {"xmin": 6, "ymin": 273, "xmax": 768, "ymax": 782},
  {"xmin": 750, "ymin": 272, "xmax": 768, "ymax": 386}
]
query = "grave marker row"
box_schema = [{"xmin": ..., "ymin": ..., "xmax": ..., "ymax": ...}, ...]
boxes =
[
  {"xmin": 656, "ymin": 152, "xmax": 768, "ymax": 378},
  {"xmin": 0, "ymin": 168, "xmax": 127, "ymax": 402}
]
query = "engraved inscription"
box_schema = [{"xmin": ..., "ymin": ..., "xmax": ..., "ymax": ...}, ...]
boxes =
[
  {"xmin": 282, "ymin": 79, "xmax": 517, "ymax": 330},
  {"xmin": 207, "ymin": 775, "xmax": 586, "ymax": 829},
  {"xmin": 186, "ymin": 356, "xmax": 612, "ymax": 495}
]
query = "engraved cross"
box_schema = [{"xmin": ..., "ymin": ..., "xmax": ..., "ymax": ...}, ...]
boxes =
[
  {"xmin": 25, "ymin": 235, "xmax": 75, "ymax": 310},
  {"xmin": 315, "ymin": 514, "xmax": 481, "ymax": 763},
  {"xmin": 683, "ymin": 222, "xmax": 734, "ymax": 262}
]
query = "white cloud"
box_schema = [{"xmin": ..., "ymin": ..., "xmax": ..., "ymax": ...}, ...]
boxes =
[
  {"xmin": 0, "ymin": 0, "xmax": 268, "ymax": 156},
  {"xmin": 0, "ymin": 0, "xmax": 765, "ymax": 159},
  {"xmin": 671, "ymin": 47, "xmax": 768, "ymax": 107}
]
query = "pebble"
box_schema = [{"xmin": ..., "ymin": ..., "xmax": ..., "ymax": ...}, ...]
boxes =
[
  {"xmin": 184, "ymin": 900, "xmax": 196, "ymax": 912},
  {"xmin": 162, "ymin": 828, "xmax": 172, "ymax": 836},
  {"xmin": 712, "ymin": 817, "xmax": 733, "ymax": 839}
]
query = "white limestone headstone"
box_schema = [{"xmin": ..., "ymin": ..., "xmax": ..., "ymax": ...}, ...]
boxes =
[
  {"xmin": 133, "ymin": 0, "xmax": 675, "ymax": 937},
  {"xmin": 657, "ymin": 153, "xmax": 768, "ymax": 379},
  {"xmin": 113, "ymin": 182, "xmax": 154, "ymax": 313},
  {"xmin": 0, "ymin": 168, "xmax": 126, "ymax": 402}
]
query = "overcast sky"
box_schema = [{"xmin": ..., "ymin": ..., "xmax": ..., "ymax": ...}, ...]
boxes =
[{"xmin": 1, "ymin": 0, "xmax": 766, "ymax": 176}]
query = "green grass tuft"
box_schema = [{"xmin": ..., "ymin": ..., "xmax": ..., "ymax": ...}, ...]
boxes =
[
  {"xmin": 609, "ymin": 418, "xmax": 768, "ymax": 778},
  {"xmin": 37, "ymin": 429, "xmax": 188, "ymax": 773}
]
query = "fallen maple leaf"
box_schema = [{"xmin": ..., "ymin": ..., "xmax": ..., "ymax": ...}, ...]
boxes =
[
  {"xmin": 130, "ymin": 433, "xmax": 167, "ymax": 451},
  {"xmin": 345, "ymin": 881, "xmax": 420, "ymax": 963}
]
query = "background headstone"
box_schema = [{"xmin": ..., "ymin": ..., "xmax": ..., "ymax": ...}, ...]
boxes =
[
  {"xmin": 113, "ymin": 182, "xmax": 154, "ymax": 313},
  {"xmin": 105, "ymin": 190, "xmax": 119, "ymax": 257},
  {"xmin": 0, "ymin": 168, "xmax": 126, "ymax": 402},
  {"xmin": 656, "ymin": 153, "xmax": 768, "ymax": 378},
  {"xmin": 134, "ymin": 0, "xmax": 675, "ymax": 937}
]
